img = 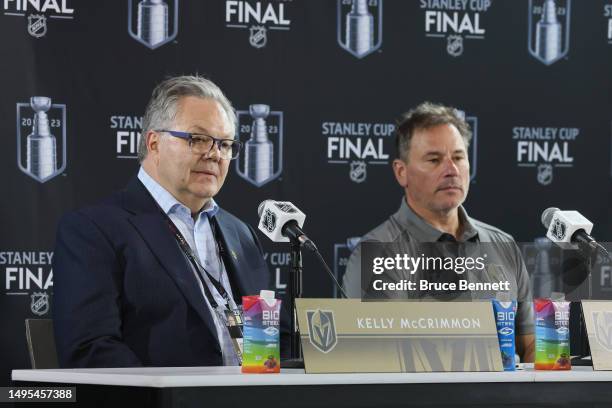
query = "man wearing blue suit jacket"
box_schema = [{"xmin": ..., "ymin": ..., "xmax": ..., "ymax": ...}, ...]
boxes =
[{"xmin": 53, "ymin": 75, "xmax": 280, "ymax": 368}]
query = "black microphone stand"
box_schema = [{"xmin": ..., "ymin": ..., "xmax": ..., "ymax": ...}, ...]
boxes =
[
  {"xmin": 281, "ymin": 239, "xmax": 305, "ymax": 368},
  {"xmin": 570, "ymin": 243, "xmax": 597, "ymax": 366},
  {"xmin": 279, "ymin": 225, "xmax": 348, "ymax": 368}
]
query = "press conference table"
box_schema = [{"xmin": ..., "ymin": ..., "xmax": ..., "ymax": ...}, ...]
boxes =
[{"xmin": 11, "ymin": 365, "xmax": 612, "ymax": 407}]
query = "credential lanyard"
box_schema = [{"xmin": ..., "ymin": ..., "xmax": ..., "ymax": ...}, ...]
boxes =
[
  {"xmin": 165, "ymin": 215, "xmax": 245, "ymax": 363},
  {"xmin": 164, "ymin": 214, "xmax": 232, "ymax": 311}
]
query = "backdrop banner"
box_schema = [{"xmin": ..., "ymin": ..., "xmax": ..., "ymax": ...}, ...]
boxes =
[{"xmin": 2, "ymin": 0, "xmax": 612, "ymax": 384}]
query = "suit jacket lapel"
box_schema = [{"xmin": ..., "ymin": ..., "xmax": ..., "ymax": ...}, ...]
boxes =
[
  {"xmin": 212, "ymin": 211, "xmax": 257, "ymax": 302},
  {"xmin": 122, "ymin": 177, "xmax": 219, "ymax": 344}
]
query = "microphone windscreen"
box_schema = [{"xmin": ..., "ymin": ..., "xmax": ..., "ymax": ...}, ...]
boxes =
[
  {"xmin": 257, "ymin": 200, "xmax": 270, "ymax": 218},
  {"xmin": 541, "ymin": 207, "xmax": 560, "ymax": 229}
]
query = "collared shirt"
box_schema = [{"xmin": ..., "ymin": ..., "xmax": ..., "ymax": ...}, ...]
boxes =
[
  {"xmin": 138, "ymin": 167, "xmax": 240, "ymax": 365},
  {"xmin": 342, "ymin": 198, "xmax": 535, "ymax": 335},
  {"xmin": 396, "ymin": 200, "xmax": 480, "ymax": 243}
]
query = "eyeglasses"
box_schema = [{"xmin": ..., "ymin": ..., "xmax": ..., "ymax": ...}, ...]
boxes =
[{"xmin": 156, "ymin": 130, "xmax": 242, "ymax": 160}]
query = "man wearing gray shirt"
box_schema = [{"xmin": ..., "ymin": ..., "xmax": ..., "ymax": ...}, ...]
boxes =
[{"xmin": 342, "ymin": 102, "xmax": 535, "ymax": 362}]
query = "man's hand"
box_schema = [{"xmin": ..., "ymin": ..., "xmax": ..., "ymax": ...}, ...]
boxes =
[{"xmin": 517, "ymin": 334, "xmax": 535, "ymax": 363}]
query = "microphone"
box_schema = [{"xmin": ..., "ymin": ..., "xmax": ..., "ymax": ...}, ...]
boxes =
[
  {"xmin": 541, "ymin": 208, "xmax": 605, "ymax": 364},
  {"xmin": 257, "ymin": 200, "xmax": 316, "ymax": 251},
  {"xmin": 541, "ymin": 207, "xmax": 608, "ymax": 257},
  {"xmin": 257, "ymin": 200, "xmax": 348, "ymax": 298}
]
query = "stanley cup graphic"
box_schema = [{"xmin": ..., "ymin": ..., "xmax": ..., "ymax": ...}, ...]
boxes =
[
  {"xmin": 345, "ymin": 0, "xmax": 374, "ymax": 56},
  {"xmin": 535, "ymin": 0, "xmax": 562, "ymax": 64},
  {"xmin": 244, "ymin": 104, "xmax": 274, "ymax": 185},
  {"xmin": 137, "ymin": 0, "xmax": 169, "ymax": 48},
  {"xmin": 27, "ymin": 97, "xmax": 57, "ymax": 180}
]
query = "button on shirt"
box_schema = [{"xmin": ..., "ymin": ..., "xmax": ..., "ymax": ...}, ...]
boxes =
[{"xmin": 138, "ymin": 168, "xmax": 239, "ymax": 365}]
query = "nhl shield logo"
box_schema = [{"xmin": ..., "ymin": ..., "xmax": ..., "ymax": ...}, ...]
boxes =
[
  {"xmin": 337, "ymin": 0, "xmax": 383, "ymax": 58},
  {"xmin": 128, "ymin": 0, "xmax": 179, "ymax": 49},
  {"xmin": 528, "ymin": 0, "xmax": 571, "ymax": 65},
  {"xmin": 30, "ymin": 292, "xmax": 49, "ymax": 316},
  {"xmin": 447, "ymin": 35, "xmax": 463, "ymax": 57},
  {"xmin": 235, "ymin": 105, "xmax": 284, "ymax": 187},
  {"xmin": 16, "ymin": 96, "xmax": 67, "ymax": 183},
  {"xmin": 27, "ymin": 14, "xmax": 47, "ymax": 38},
  {"xmin": 249, "ymin": 25, "xmax": 267, "ymax": 48},
  {"xmin": 306, "ymin": 309, "xmax": 338, "ymax": 353},
  {"xmin": 537, "ymin": 163, "xmax": 553, "ymax": 185},
  {"xmin": 593, "ymin": 311, "xmax": 612, "ymax": 352},
  {"xmin": 349, "ymin": 160, "xmax": 367, "ymax": 183},
  {"xmin": 551, "ymin": 218, "xmax": 566, "ymax": 240},
  {"xmin": 261, "ymin": 209, "xmax": 277, "ymax": 233}
]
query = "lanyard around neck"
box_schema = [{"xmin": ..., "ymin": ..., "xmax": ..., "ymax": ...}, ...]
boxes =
[{"xmin": 164, "ymin": 212, "xmax": 233, "ymax": 310}]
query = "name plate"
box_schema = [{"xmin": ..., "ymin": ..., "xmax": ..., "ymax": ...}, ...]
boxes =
[
  {"xmin": 582, "ymin": 301, "xmax": 612, "ymax": 370},
  {"xmin": 296, "ymin": 299, "xmax": 502, "ymax": 373}
]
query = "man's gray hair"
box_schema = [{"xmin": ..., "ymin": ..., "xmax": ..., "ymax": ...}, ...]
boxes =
[
  {"xmin": 395, "ymin": 102, "xmax": 472, "ymax": 162},
  {"xmin": 138, "ymin": 75, "xmax": 236, "ymax": 163}
]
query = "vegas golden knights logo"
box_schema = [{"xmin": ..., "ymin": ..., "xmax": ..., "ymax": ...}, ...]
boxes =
[{"xmin": 306, "ymin": 309, "xmax": 338, "ymax": 353}]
